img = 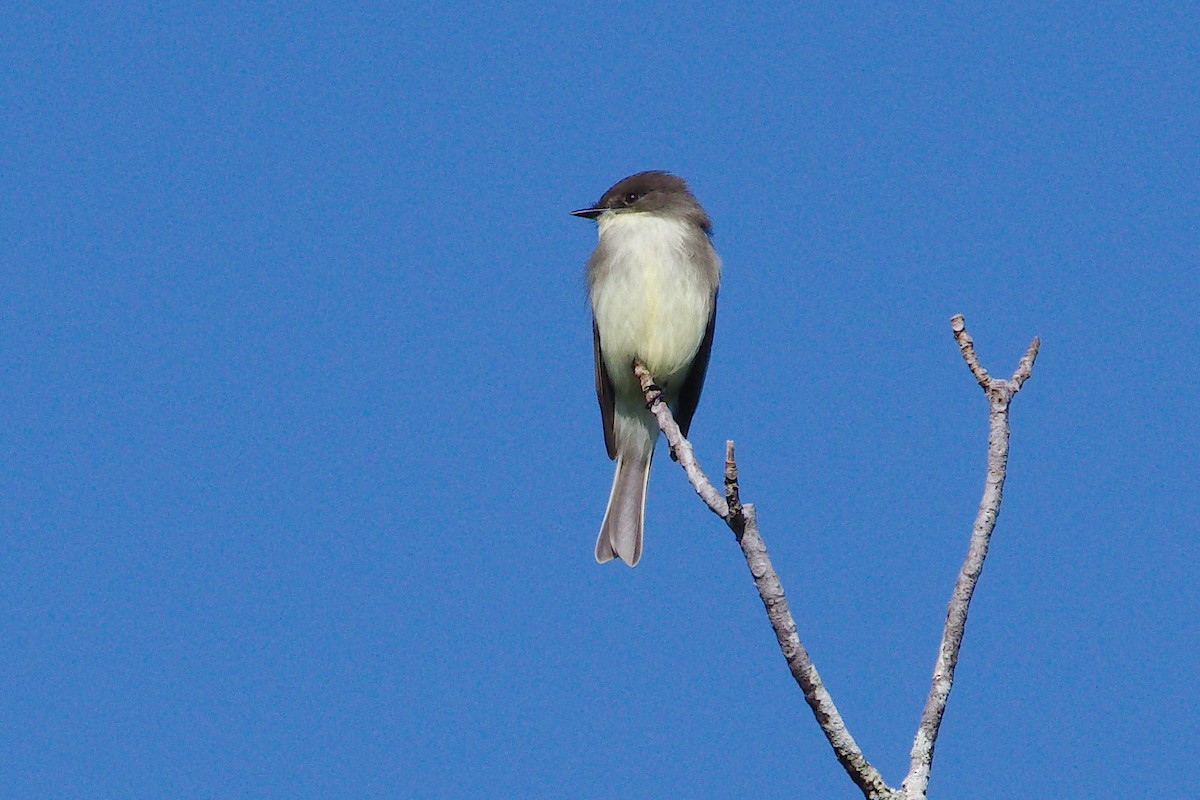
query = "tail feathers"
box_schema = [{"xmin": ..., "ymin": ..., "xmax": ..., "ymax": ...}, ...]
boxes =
[{"xmin": 595, "ymin": 452, "xmax": 651, "ymax": 566}]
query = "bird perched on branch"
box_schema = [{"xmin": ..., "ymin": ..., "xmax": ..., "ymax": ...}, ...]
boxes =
[{"xmin": 572, "ymin": 171, "xmax": 721, "ymax": 566}]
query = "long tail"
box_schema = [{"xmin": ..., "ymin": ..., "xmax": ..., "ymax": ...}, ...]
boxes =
[
  {"xmin": 595, "ymin": 450, "xmax": 652, "ymax": 566},
  {"xmin": 596, "ymin": 405, "xmax": 658, "ymax": 566}
]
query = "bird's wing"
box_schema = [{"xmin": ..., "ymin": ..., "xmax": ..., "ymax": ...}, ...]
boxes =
[
  {"xmin": 593, "ymin": 320, "xmax": 617, "ymax": 459},
  {"xmin": 674, "ymin": 294, "xmax": 717, "ymax": 439}
]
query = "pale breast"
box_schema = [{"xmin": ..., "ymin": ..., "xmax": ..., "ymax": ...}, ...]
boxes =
[{"xmin": 589, "ymin": 213, "xmax": 716, "ymax": 394}]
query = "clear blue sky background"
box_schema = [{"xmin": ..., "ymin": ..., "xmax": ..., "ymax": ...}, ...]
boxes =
[{"xmin": 3, "ymin": 3, "xmax": 1197, "ymax": 798}]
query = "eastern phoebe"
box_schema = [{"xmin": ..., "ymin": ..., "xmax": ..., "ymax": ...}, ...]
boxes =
[{"xmin": 572, "ymin": 171, "xmax": 721, "ymax": 566}]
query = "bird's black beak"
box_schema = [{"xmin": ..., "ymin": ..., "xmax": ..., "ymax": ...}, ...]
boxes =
[{"xmin": 570, "ymin": 206, "xmax": 604, "ymax": 219}]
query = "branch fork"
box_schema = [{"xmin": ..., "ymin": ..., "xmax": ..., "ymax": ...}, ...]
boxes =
[{"xmin": 633, "ymin": 315, "xmax": 1040, "ymax": 800}]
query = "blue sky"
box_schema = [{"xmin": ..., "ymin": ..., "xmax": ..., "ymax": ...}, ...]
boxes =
[{"xmin": 2, "ymin": 3, "xmax": 1197, "ymax": 798}]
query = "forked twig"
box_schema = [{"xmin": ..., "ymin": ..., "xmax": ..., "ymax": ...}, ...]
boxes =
[
  {"xmin": 632, "ymin": 315, "xmax": 1039, "ymax": 800},
  {"xmin": 900, "ymin": 316, "xmax": 1039, "ymax": 798}
]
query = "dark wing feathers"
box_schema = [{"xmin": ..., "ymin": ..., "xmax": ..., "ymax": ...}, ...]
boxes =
[
  {"xmin": 593, "ymin": 321, "xmax": 617, "ymax": 459},
  {"xmin": 674, "ymin": 295, "xmax": 717, "ymax": 438}
]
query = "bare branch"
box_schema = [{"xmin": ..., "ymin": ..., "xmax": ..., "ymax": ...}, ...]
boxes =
[
  {"xmin": 1009, "ymin": 336, "xmax": 1041, "ymax": 393},
  {"xmin": 723, "ymin": 440, "xmax": 743, "ymax": 519},
  {"xmin": 632, "ymin": 359, "xmax": 893, "ymax": 799},
  {"xmin": 633, "ymin": 362, "xmax": 728, "ymax": 518},
  {"xmin": 631, "ymin": 313, "xmax": 1037, "ymax": 800},
  {"xmin": 737, "ymin": 503, "xmax": 894, "ymax": 800},
  {"xmin": 900, "ymin": 316, "xmax": 1039, "ymax": 799},
  {"xmin": 950, "ymin": 313, "xmax": 990, "ymax": 388}
]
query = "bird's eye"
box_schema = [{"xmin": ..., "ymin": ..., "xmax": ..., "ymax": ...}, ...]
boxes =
[{"xmin": 624, "ymin": 192, "xmax": 640, "ymax": 204}]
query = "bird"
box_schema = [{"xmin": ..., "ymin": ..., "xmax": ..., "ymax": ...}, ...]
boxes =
[{"xmin": 572, "ymin": 171, "xmax": 721, "ymax": 566}]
